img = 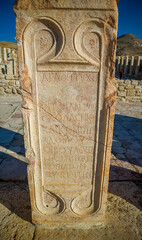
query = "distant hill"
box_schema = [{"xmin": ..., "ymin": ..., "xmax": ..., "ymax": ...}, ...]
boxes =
[
  {"xmin": 117, "ymin": 34, "xmax": 142, "ymax": 56},
  {"xmin": 0, "ymin": 41, "xmax": 17, "ymax": 50}
]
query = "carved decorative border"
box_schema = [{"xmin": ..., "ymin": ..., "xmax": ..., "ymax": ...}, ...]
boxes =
[
  {"xmin": 22, "ymin": 16, "xmax": 117, "ymax": 217},
  {"xmin": 23, "ymin": 17, "xmax": 66, "ymax": 215}
]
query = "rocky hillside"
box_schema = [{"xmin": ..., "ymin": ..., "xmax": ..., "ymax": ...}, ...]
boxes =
[
  {"xmin": 117, "ymin": 33, "xmax": 142, "ymax": 56},
  {"xmin": 0, "ymin": 41, "xmax": 17, "ymax": 50}
]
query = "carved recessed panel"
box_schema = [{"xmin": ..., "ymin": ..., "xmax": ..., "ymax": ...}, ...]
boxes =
[{"xmin": 37, "ymin": 71, "xmax": 98, "ymax": 189}]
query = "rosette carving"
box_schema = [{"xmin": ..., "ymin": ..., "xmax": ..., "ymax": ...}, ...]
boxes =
[{"xmin": 74, "ymin": 20, "xmax": 103, "ymax": 68}]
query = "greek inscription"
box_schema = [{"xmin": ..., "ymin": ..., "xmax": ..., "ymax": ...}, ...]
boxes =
[
  {"xmin": 47, "ymin": 162, "xmax": 87, "ymax": 170},
  {"xmin": 44, "ymin": 145, "xmax": 94, "ymax": 155},
  {"xmin": 38, "ymin": 71, "xmax": 97, "ymax": 185},
  {"xmin": 45, "ymin": 170, "xmax": 92, "ymax": 180},
  {"xmin": 41, "ymin": 72, "xmax": 97, "ymax": 83},
  {"xmin": 40, "ymin": 111, "xmax": 95, "ymax": 124},
  {"xmin": 50, "ymin": 125, "xmax": 94, "ymax": 136},
  {"xmin": 62, "ymin": 113, "xmax": 95, "ymax": 122},
  {"xmin": 41, "ymin": 100, "xmax": 96, "ymax": 113}
]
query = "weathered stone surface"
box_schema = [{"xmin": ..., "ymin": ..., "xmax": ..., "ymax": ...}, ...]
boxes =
[
  {"xmin": 116, "ymin": 78, "xmax": 142, "ymax": 102},
  {"xmin": 131, "ymin": 80, "xmax": 139, "ymax": 85},
  {"xmin": 5, "ymin": 88, "xmax": 13, "ymax": 94},
  {"xmin": 12, "ymin": 87, "xmax": 17, "ymax": 94},
  {"xmin": 127, "ymin": 90, "xmax": 136, "ymax": 96},
  {"xmin": 125, "ymin": 85, "xmax": 134, "ymax": 90},
  {"xmin": 14, "ymin": 0, "xmax": 118, "ymax": 227},
  {"xmin": 14, "ymin": 0, "xmax": 118, "ymax": 10},
  {"xmin": 118, "ymin": 86, "xmax": 124, "ymax": 91},
  {"xmin": 125, "ymin": 80, "xmax": 131, "ymax": 85},
  {"xmin": 117, "ymin": 91, "xmax": 126, "ymax": 97},
  {"xmin": 0, "ymin": 87, "xmax": 5, "ymax": 95},
  {"xmin": 16, "ymin": 88, "xmax": 22, "ymax": 94}
]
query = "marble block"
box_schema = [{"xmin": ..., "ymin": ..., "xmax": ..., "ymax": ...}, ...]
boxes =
[{"xmin": 14, "ymin": 0, "xmax": 118, "ymax": 228}]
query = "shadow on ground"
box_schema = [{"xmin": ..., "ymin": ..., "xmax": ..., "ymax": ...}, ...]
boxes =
[
  {"xmin": 112, "ymin": 114, "xmax": 142, "ymax": 168},
  {"xmin": 0, "ymin": 127, "xmax": 27, "ymax": 181},
  {"xmin": 115, "ymin": 73, "xmax": 141, "ymax": 80},
  {"xmin": 0, "ymin": 127, "xmax": 25, "ymax": 156},
  {"xmin": 0, "ymin": 113, "xmax": 142, "ymax": 222}
]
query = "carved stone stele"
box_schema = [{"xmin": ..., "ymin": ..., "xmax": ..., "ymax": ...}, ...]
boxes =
[{"xmin": 14, "ymin": 0, "xmax": 118, "ymax": 228}]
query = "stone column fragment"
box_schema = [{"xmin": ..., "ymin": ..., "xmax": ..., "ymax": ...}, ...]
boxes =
[
  {"xmin": 8, "ymin": 50, "xmax": 18, "ymax": 76},
  {"xmin": 117, "ymin": 56, "xmax": 120, "ymax": 72},
  {"xmin": 0, "ymin": 47, "xmax": 2, "ymax": 63},
  {"xmin": 135, "ymin": 56, "xmax": 141, "ymax": 77},
  {"xmin": 3, "ymin": 48, "xmax": 7, "ymax": 61},
  {"xmin": 7, "ymin": 60, "xmax": 14, "ymax": 76},
  {"xmin": 129, "ymin": 56, "xmax": 134, "ymax": 76},
  {"xmin": 14, "ymin": 0, "xmax": 119, "ymax": 228},
  {"xmin": 120, "ymin": 57, "xmax": 124, "ymax": 71},
  {"xmin": 124, "ymin": 56, "xmax": 128, "ymax": 74},
  {"xmin": 7, "ymin": 48, "xmax": 11, "ymax": 55}
]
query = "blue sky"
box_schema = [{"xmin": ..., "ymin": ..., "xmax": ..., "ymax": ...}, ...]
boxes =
[
  {"xmin": 0, "ymin": 0, "xmax": 142, "ymax": 43},
  {"xmin": 117, "ymin": 0, "xmax": 142, "ymax": 39}
]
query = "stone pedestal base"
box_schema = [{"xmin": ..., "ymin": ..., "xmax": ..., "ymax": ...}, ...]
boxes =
[{"xmin": 14, "ymin": 0, "xmax": 118, "ymax": 227}]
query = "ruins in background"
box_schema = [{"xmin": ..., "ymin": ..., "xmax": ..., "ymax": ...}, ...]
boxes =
[
  {"xmin": 115, "ymin": 56, "xmax": 142, "ymax": 102},
  {"xmin": 116, "ymin": 55, "xmax": 142, "ymax": 78},
  {"xmin": 0, "ymin": 43, "xmax": 20, "ymax": 95},
  {"xmin": 0, "ymin": 44, "xmax": 142, "ymax": 103}
]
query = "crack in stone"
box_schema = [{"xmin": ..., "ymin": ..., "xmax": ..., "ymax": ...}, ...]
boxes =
[{"xmin": 37, "ymin": 104, "xmax": 112, "ymax": 147}]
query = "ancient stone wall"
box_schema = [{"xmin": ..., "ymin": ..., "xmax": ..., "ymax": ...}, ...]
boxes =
[
  {"xmin": 0, "ymin": 47, "xmax": 21, "ymax": 95},
  {"xmin": 116, "ymin": 78, "xmax": 142, "ymax": 102},
  {"xmin": 115, "ymin": 56, "xmax": 142, "ymax": 79}
]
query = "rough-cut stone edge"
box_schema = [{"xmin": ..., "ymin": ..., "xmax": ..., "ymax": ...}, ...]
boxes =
[{"xmin": 14, "ymin": 0, "xmax": 118, "ymax": 10}]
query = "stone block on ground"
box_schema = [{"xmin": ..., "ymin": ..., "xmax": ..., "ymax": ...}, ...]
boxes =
[{"xmin": 14, "ymin": 0, "xmax": 118, "ymax": 227}]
